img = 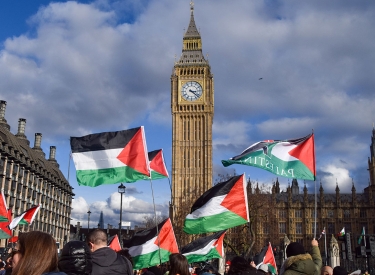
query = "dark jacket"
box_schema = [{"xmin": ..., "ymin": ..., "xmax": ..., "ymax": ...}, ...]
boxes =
[
  {"xmin": 91, "ymin": 247, "xmax": 132, "ymax": 275},
  {"xmin": 58, "ymin": 241, "xmax": 92, "ymax": 275},
  {"xmin": 281, "ymin": 246, "xmax": 322, "ymax": 275},
  {"xmin": 42, "ymin": 272, "xmax": 67, "ymax": 275}
]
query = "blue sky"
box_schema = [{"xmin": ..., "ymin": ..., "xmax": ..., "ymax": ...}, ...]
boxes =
[{"xmin": 1, "ymin": 0, "xmax": 375, "ymax": 229}]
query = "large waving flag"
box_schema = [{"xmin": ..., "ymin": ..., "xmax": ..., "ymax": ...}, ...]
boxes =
[
  {"xmin": 147, "ymin": 149, "xmax": 169, "ymax": 180},
  {"xmin": 183, "ymin": 174, "xmax": 249, "ymax": 234},
  {"xmin": 256, "ymin": 243, "xmax": 277, "ymax": 274},
  {"xmin": 70, "ymin": 127, "xmax": 150, "ymax": 187},
  {"xmin": 8, "ymin": 205, "xmax": 41, "ymax": 230},
  {"xmin": 108, "ymin": 234, "xmax": 122, "ymax": 252},
  {"xmin": 0, "ymin": 191, "xmax": 8, "ymax": 222},
  {"xmin": 124, "ymin": 218, "xmax": 178, "ymax": 269},
  {"xmin": 181, "ymin": 230, "xmax": 226, "ymax": 263},
  {"xmin": 222, "ymin": 134, "xmax": 315, "ymax": 181}
]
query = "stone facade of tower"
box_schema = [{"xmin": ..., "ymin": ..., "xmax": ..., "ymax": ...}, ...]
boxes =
[{"xmin": 170, "ymin": 3, "xmax": 214, "ymax": 243}]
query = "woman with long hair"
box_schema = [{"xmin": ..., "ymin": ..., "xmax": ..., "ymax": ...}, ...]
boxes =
[
  {"xmin": 169, "ymin": 253, "xmax": 190, "ymax": 275},
  {"xmin": 11, "ymin": 231, "xmax": 66, "ymax": 275}
]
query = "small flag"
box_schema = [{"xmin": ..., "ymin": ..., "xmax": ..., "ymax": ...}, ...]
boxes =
[
  {"xmin": 70, "ymin": 127, "xmax": 150, "ymax": 187},
  {"xmin": 124, "ymin": 218, "xmax": 178, "ymax": 269},
  {"xmin": 337, "ymin": 227, "xmax": 345, "ymax": 237},
  {"xmin": 181, "ymin": 230, "xmax": 226, "ymax": 263},
  {"xmin": 256, "ymin": 243, "xmax": 277, "ymax": 274},
  {"xmin": 318, "ymin": 228, "xmax": 325, "ymax": 240},
  {"xmin": 358, "ymin": 227, "xmax": 365, "ymax": 245},
  {"xmin": 8, "ymin": 205, "xmax": 41, "ymax": 230},
  {"xmin": 0, "ymin": 209, "xmax": 12, "ymax": 239},
  {"xmin": 146, "ymin": 149, "xmax": 169, "ymax": 180},
  {"xmin": 108, "ymin": 234, "xmax": 122, "ymax": 252},
  {"xmin": 0, "ymin": 191, "xmax": 8, "ymax": 222},
  {"xmin": 222, "ymin": 134, "xmax": 315, "ymax": 181},
  {"xmin": 183, "ymin": 174, "xmax": 249, "ymax": 234}
]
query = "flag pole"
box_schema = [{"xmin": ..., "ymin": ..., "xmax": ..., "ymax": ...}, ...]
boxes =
[
  {"xmin": 324, "ymin": 226, "xmax": 327, "ymax": 265},
  {"xmin": 149, "ymin": 179, "xmax": 162, "ymax": 265},
  {"xmin": 68, "ymin": 150, "xmax": 71, "ymax": 183},
  {"xmin": 312, "ymin": 129, "xmax": 317, "ymax": 240}
]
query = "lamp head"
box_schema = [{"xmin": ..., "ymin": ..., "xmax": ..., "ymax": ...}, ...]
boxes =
[{"xmin": 118, "ymin": 183, "xmax": 126, "ymax": 194}]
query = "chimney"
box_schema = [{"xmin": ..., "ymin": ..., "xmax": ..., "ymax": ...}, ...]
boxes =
[
  {"xmin": 0, "ymin": 100, "xmax": 10, "ymax": 131},
  {"xmin": 48, "ymin": 146, "xmax": 59, "ymax": 167},
  {"xmin": 15, "ymin": 118, "xmax": 29, "ymax": 144}
]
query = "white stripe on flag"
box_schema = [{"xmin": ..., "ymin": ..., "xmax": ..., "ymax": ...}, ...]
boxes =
[
  {"xmin": 72, "ymin": 148, "xmax": 124, "ymax": 170},
  {"xmin": 128, "ymin": 236, "xmax": 159, "ymax": 257},
  {"xmin": 186, "ymin": 195, "xmax": 227, "ymax": 220},
  {"xmin": 183, "ymin": 239, "xmax": 216, "ymax": 256},
  {"xmin": 8, "ymin": 213, "xmax": 26, "ymax": 230}
]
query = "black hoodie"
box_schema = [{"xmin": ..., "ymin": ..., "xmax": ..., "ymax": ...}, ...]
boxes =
[{"xmin": 91, "ymin": 247, "xmax": 132, "ymax": 275}]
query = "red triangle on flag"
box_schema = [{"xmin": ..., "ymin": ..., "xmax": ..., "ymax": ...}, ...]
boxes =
[
  {"xmin": 117, "ymin": 127, "xmax": 150, "ymax": 176},
  {"xmin": 213, "ymin": 231, "xmax": 226, "ymax": 257},
  {"xmin": 0, "ymin": 192, "xmax": 8, "ymax": 221},
  {"xmin": 109, "ymin": 234, "xmax": 122, "ymax": 252},
  {"xmin": 0, "ymin": 209, "xmax": 12, "ymax": 238},
  {"xmin": 23, "ymin": 205, "xmax": 41, "ymax": 224},
  {"xmin": 220, "ymin": 175, "xmax": 248, "ymax": 221},
  {"xmin": 154, "ymin": 218, "xmax": 179, "ymax": 253},
  {"xmin": 288, "ymin": 134, "xmax": 315, "ymax": 175},
  {"xmin": 150, "ymin": 150, "xmax": 169, "ymax": 177}
]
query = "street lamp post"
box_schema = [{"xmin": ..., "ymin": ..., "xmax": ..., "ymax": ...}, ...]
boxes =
[
  {"xmin": 118, "ymin": 183, "xmax": 126, "ymax": 248},
  {"xmin": 87, "ymin": 210, "xmax": 91, "ymax": 233}
]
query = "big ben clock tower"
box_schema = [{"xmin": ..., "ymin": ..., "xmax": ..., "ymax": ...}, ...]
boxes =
[{"xmin": 171, "ymin": 1, "xmax": 214, "ymax": 238}]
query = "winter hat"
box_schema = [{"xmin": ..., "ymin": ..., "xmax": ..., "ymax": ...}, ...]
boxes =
[
  {"xmin": 225, "ymin": 261, "xmax": 231, "ymax": 266},
  {"xmin": 286, "ymin": 242, "xmax": 305, "ymax": 257},
  {"xmin": 333, "ymin": 266, "xmax": 347, "ymax": 275},
  {"xmin": 258, "ymin": 264, "xmax": 269, "ymax": 273}
]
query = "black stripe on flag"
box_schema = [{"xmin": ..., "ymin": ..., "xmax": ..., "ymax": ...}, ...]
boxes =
[
  {"xmin": 148, "ymin": 150, "xmax": 160, "ymax": 162},
  {"xmin": 123, "ymin": 218, "xmax": 168, "ymax": 248},
  {"xmin": 190, "ymin": 175, "xmax": 243, "ymax": 213},
  {"xmin": 70, "ymin": 127, "xmax": 140, "ymax": 153},
  {"xmin": 180, "ymin": 230, "xmax": 226, "ymax": 254}
]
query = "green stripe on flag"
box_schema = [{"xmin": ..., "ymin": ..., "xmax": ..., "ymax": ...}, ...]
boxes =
[
  {"xmin": 76, "ymin": 166, "xmax": 147, "ymax": 187},
  {"xmin": 132, "ymin": 248, "xmax": 171, "ymax": 269},
  {"xmin": 184, "ymin": 211, "xmax": 247, "ymax": 234},
  {"xmin": 184, "ymin": 248, "xmax": 221, "ymax": 263}
]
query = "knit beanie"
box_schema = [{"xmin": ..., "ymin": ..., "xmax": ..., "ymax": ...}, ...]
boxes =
[{"xmin": 286, "ymin": 242, "xmax": 305, "ymax": 257}]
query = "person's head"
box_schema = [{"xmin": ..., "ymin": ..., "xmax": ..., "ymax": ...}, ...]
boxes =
[
  {"xmin": 87, "ymin": 229, "xmax": 108, "ymax": 251},
  {"xmin": 169, "ymin": 253, "xmax": 189, "ymax": 275},
  {"xmin": 225, "ymin": 261, "xmax": 231, "ymax": 273},
  {"xmin": 286, "ymin": 242, "xmax": 305, "ymax": 258},
  {"xmin": 321, "ymin": 266, "xmax": 333, "ymax": 275},
  {"xmin": 58, "ymin": 240, "xmax": 92, "ymax": 275},
  {"xmin": 12, "ymin": 231, "xmax": 58, "ymax": 275},
  {"xmin": 333, "ymin": 266, "xmax": 347, "ymax": 275},
  {"xmin": 228, "ymin": 256, "xmax": 255, "ymax": 275}
]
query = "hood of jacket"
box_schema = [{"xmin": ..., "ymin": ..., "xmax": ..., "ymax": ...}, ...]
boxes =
[
  {"xmin": 283, "ymin": 253, "xmax": 316, "ymax": 274},
  {"xmin": 91, "ymin": 246, "xmax": 118, "ymax": 267},
  {"xmin": 58, "ymin": 240, "xmax": 92, "ymax": 275}
]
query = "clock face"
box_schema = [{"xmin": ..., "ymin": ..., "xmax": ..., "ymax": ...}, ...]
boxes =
[{"xmin": 181, "ymin": 81, "xmax": 203, "ymax": 101}]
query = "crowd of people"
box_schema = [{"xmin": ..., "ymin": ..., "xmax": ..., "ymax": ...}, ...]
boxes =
[{"xmin": 0, "ymin": 230, "xmax": 369, "ymax": 275}]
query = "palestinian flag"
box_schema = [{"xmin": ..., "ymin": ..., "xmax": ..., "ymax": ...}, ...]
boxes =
[
  {"xmin": 108, "ymin": 234, "xmax": 122, "ymax": 252},
  {"xmin": 146, "ymin": 149, "xmax": 169, "ymax": 180},
  {"xmin": 0, "ymin": 191, "xmax": 8, "ymax": 222},
  {"xmin": 70, "ymin": 127, "xmax": 150, "ymax": 187},
  {"xmin": 337, "ymin": 227, "xmax": 345, "ymax": 237},
  {"xmin": 181, "ymin": 230, "xmax": 226, "ymax": 263},
  {"xmin": 222, "ymin": 134, "xmax": 315, "ymax": 181},
  {"xmin": 256, "ymin": 243, "xmax": 277, "ymax": 274},
  {"xmin": 124, "ymin": 218, "xmax": 178, "ymax": 269},
  {"xmin": 0, "ymin": 209, "xmax": 12, "ymax": 239},
  {"xmin": 8, "ymin": 205, "xmax": 41, "ymax": 230},
  {"xmin": 183, "ymin": 174, "xmax": 249, "ymax": 234}
]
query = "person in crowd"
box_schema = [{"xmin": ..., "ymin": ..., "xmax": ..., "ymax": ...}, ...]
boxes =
[
  {"xmin": 332, "ymin": 266, "xmax": 347, "ymax": 275},
  {"xmin": 87, "ymin": 229, "xmax": 132, "ymax": 275},
  {"xmin": 168, "ymin": 253, "xmax": 190, "ymax": 275},
  {"xmin": 321, "ymin": 266, "xmax": 333, "ymax": 275},
  {"xmin": 117, "ymin": 249, "xmax": 134, "ymax": 267},
  {"xmin": 227, "ymin": 256, "xmax": 258, "ymax": 275},
  {"xmin": 280, "ymin": 238, "xmax": 322, "ymax": 275},
  {"xmin": 1, "ymin": 251, "xmax": 15, "ymax": 275},
  {"xmin": 258, "ymin": 264, "xmax": 270, "ymax": 275},
  {"xmin": 11, "ymin": 231, "xmax": 66, "ymax": 275},
  {"xmin": 58, "ymin": 240, "xmax": 92, "ymax": 275},
  {"xmin": 224, "ymin": 261, "xmax": 231, "ymax": 275}
]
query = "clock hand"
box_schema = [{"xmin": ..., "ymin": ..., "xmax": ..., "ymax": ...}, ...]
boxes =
[{"xmin": 189, "ymin": 89, "xmax": 198, "ymax": 96}]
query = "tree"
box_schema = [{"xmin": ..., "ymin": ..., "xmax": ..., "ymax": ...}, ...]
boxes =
[{"xmin": 142, "ymin": 214, "xmax": 169, "ymax": 229}]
